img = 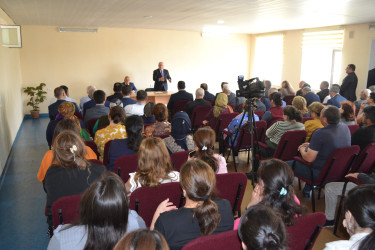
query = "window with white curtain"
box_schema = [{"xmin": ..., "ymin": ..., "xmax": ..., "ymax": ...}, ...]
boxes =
[
  {"xmin": 300, "ymin": 30, "xmax": 344, "ymax": 90},
  {"xmin": 253, "ymin": 34, "xmax": 284, "ymax": 86}
]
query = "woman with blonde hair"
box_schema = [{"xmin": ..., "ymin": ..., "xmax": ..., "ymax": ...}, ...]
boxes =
[
  {"xmin": 151, "ymin": 159, "xmax": 234, "ymax": 250},
  {"xmin": 292, "ymin": 96, "xmax": 310, "ymax": 117},
  {"xmin": 125, "ymin": 137, "xmax": 179, "ymax": 194},
  {"xmin": 280, "ymin": 80, "xmax": 296, "ymax": 96},
  {"xmin": 305, "ymin": 102, "xmax": 325, "ymax": 142},
  {"xmin": 202, "ymin": 93, "xmax": 233, "ymax": 128}
]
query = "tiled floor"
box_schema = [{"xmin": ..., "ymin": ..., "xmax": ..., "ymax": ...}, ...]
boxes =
[{"xmin": 0, "ymin": 117, "xmax": 347, "ymax": 250}]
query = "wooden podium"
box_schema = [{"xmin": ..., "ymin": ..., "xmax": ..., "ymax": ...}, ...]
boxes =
[{"xmin": 130, "ymin": 91, "xmax": 173, "ymax": 105}]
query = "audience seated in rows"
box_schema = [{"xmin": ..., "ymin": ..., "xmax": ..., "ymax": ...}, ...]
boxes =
[
  {"xmin": 125, "ymin": 137, "xmax": 180, "ymax": 194},
  {"xmin": 48, "ymin": 87, "xmax": 79, "ymax": 121},
  {"xmin": 262, "ymin": 92, "xmax": 283, "ymax": 125},
  {"xmin": 107, "ymin": 82, "xmax": 124, "ymax": 103},
  {"xmin": 302, "ymin": 87, "xmax": 320, "ymax": 107},
  {"xmin": 262, "ymin": 88, "xmax": 286, "ymax": 111},
  {"xmin": 151, "ymin": 159, "xmax": 234, "ymax": 250},
  {"xmin": 164, "ymin": 111, "xmax": 195, "ymax": 154},
  {"xmin": 238, "ymin": 204, "xmax": 287, "ymax": 250},
  {"xmin": 356, "ymin": 92, "xmax": 375, "ymax": 125},
  {"xmin": 339, "ymin": 101, "xmax": 356, "ymax": 125},
  {"xmin": 114, "ymin": 229, "xmax": 168, "ymax": 250},
  {"xmin": 324, "ymin": 185, "xmax": 375, "ymax": 249},
  {"xmin": 292, "ymin": 96, "xmax": 310, "ymax": 117},
  {"xmin": 190, "ymin": 127, "xmax": 228, "ymax": 174},
  {"xmin": 108, "ymin": 115, "xmax": 143, "ymax": 171},
  {"xmin": 122, "ymin": 75, "xmax": 137, "ymax": 92},
  {"xmin": 280, "ymin": 80, "xmax": 296, "ymax": 96},
  {"xmin": 82, "ymin": 91, "xmax": 110, "ymax": 118},
  {"xmin": 94, "ymin": 106, "xmax": 127, "ymax": 161},
  {"xmin": 48, "ymin": 172, "xmax": 146, "ymax": 250},
  {"xmin": 79, "ymin": 85, "xmax": 96, "ymax": 111},
  {"xmin": 167, "ymin": 81, "xmax": 194, "ymax": 113},
  {"xmin": 142, "ymin": 102, "xmax": 156, "ymax": 124},
  {"xmin": 326, "ymin": 84, "xmax": 347, "ymax": 108},
  {"xmin": 200, "ymin": 83, "xmax": 215, "ymax": 101},
  {"xmin": 121, "ymin": 85, "xmax": 137, "ymax": 107},
  {"xmin": 296, "ymin": 81, "xmax": 308, "ymax": 96},
  {"xmin": 352, "ymin": 106, "xmax": 375, "ymax": 150},
  {"xmin": 203, "ymin": 93, "xmax": 234, "ymax": 128},
  {"xmin": 38, "ymin": 120, "xmax": 97, "ymax": 183},
  {"xmin": 49, "ymin": 85, "xmax": 77, "ymax": 105},
  {"xmin": 44, "ymin": 130, "xmax": 105, "ymax": 234},
  {"xmin": 317, "ymin": 81, "xmax": 330, "ymax": 103},
  {"xmin": 46, "ymin": 102, "xmax": 90, "ymax": 145},
  {"xmin": 184, "ymin": 88, "xmax": 211, "ymax": 117},
  {"xmin": 125, "ymin": 90, "xmax": 148, "ymax": 117},
  {"xmin": 84, "ymin": 90, "xmax": 110, "ymax": 126},
  {"xmin": 304, "ymin": 102, "xmax": 324, "ymax": 142},
  {"xmin": 145, "ymin": 103, "xmax": 171, "ymax": 137},
  {"xmin": 286, "ymin": 106, "xmax": 351, "ymax": 199}
]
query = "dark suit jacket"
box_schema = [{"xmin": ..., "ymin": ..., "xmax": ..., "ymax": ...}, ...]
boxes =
[
  {"xmin": 84, "ymin": 105, "xmax": 110, "ymax": 126},
  {"xmin": 83, "ymin": 100, "xmax": 110, "ymax": 118},
  {"xmin": 367, "ymin": 68, "xmax": 375, "ymax": 88},
  {"xmin": 106, "ymin": 93, "xmax": 123, "ymax": 103},
  {"xmin": 303, "ymin": 92, "xmax": 321, "ymax": 106},
  {"xmin": 317, "ymin": 88, "xmax": 329, "ymax": 103},
  {"xmin": 327, "ymin": 94, "xmax": 347, "ymax": 108},
  {"xmin": 184, "ymin": 99, "xmax": 211, "ymax": 117},
  {"xmin": 48, "ymin": 100, "xmax": 79, "ymax": 120},
  {"xmin": 204, "ymin": 91, "xmax": 215, "ymax": 101},
  {"xmin": 122, "ymin": 82, "xmax": 137, "ymax": 92},
  {"xmin": 121, "ymin": 97, "xmax": 137, "ymax": 107},
  {"xmin": 340, "ymin": 72, "xmax": 358, "ymax": 102},
  {"xmin": 153, "ymin": 69, "xmax": 171, "ymax": 91},
  {"xmin": 167, "ymin": 90, "xmax": 194, "ymax": 111}
]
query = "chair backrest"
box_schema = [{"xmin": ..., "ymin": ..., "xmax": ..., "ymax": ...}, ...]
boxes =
[
  {"xmin": 103, "ymin": 140, "xmax": 112, "ymax": 166},
  {"xmin": 172, "ymin": 100, "xmax": 191, "ymax": 117},
  {"xmin": 74, "ymin": 112, "xmax": 83, "ymax": 121},
  {"xmin": 84, "ymin": 141, "xmax": 100, "ymax": 159},
  {"xmin": 316, "ymin": 145, "xmax": 360, "ymax": 184},
  {"xmin": 232, "ymin": 122, "xmax": 266, "ymax": 151},
  {"xmin": 182, "ymin": 230, "xmax": 242, "ymax": 250},
  {"xmin": 302, "ymin": 117, "xmax": 314, "ymax": 124},
  {"xmin": 349, "ymin": 143, "xmax": 375, "ymax": 174},
  {"xmin": 267, "ymin": 116, "xmax": 284, "ymax": 128},
  {"xmin": 191, "ymin": 106, "xmax": 213, "ymax": 130},
  {"xmin": 254, "ymin": 110, "xmax": 264, "ymax": 120},
  {"xmin": 274, "ymin": 130, "xmax": 307, "ymax": 161},
  {"xmin": 129, "ymin": 182, "xmax": 182, "ymax": 227},
  {"xmin": 286, "ymin": 212, "xmax": 326, "ymax": 250},
  {"xmin": 283, "ymin": 95, "xmax": 295, "ymax": 105},
  {"xmin": 255, "ymin": 120, "xmax": 267, "ymax": 143},
  {"xmin": 86, "ymin": 118, "xmax": 99, "ymax": 136},
  {"xmin": 215, "ymin": 112, "xmax": 239, "ymax": 135},
  {"xmin": 170, "ymin": 151, "xmax": 190, "ymax": 171},
  {"xmin": 348, "ymin": 124, "xmax": 360, "ymax": 135},
  {"xmin": 52, "ymin": 194, "xmax": 82, "ymax": 229},
  {"xmin": 216, "ymin": 173, "xmax": 247, "ymax": 216},
  {"xmin": 113, "ymin": 154, "xmax": 138, "ymax": 183}
]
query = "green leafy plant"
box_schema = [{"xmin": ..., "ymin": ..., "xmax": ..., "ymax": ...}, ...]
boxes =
[{"xmin": 23, "ymin": 83, "xmax": 47, "ymax": 111}]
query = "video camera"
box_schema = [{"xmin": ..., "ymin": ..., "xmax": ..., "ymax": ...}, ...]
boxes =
[{"xmin": 236, "ymin": 76, "xmax": 265, "ymax": 99}]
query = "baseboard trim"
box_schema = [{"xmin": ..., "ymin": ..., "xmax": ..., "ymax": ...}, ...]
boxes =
[{"xmin": 24, "ymin": 113, "xmax": 49, "ymax": 119}]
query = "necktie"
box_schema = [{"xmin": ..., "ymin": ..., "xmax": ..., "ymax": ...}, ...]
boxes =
[{"xmin": 161, "ymin": 70, "xmax": 164, "ymax": 77}]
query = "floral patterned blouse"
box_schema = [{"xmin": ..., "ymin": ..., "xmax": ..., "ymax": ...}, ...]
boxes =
[{"xmin": 94, "ymin": 124, "xmax": 127, "ymax": 161}]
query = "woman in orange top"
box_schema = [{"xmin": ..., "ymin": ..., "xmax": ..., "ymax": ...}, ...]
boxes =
[{"xmin": 37, "ymin": 119, "xmax": 97, "ymax": 182}]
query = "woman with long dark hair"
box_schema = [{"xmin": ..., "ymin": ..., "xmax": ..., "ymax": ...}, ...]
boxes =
[
  {"xmin": 151, "ymin": 159, "xmax": 234, "ymax": 250},
  {"xmin": 107, "ymin": 115, "xmax": 144, "ymax": 171},
  {"xmin": 324, "ymin": 185, "xmax": 375, "ymax": 249},
  {"xmin": 48, "ymin": 172, "xmax": 146, "ymax": 250}
]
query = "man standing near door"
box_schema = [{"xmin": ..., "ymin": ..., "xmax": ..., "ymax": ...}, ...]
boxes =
[
  {"xmin": 340, "ymin": 64, "xmax": 358, "ymax": 102},
  {"xmin": 153, "ymin": 62, "xmax": 172, "ymax": 91}
]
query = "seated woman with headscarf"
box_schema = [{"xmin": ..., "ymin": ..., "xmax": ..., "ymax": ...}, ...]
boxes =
[
  {"xmin": 46, "ymin": 101, "xmax": 90, "ymax": 145},
  {"xmin": 163, "ymin": 111, "xmax": 195, "ymax": 154},
  {"xmin": 202, "ymin": 93, "xmax": 233, "ymax": 130}
]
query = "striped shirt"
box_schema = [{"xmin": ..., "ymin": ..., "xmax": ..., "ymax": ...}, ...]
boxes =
[{"xmin": 266, "ymin": 121, "xmax": 305, "ymax": 144}]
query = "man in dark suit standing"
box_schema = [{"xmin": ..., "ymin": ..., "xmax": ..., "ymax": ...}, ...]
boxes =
[
  {"xmin": 317, "ymin": 81, "xmax": 330, "ymax": 103},
  {"xmin": 167, "ymin": 81, "xmax": 193, "ymax": 113},
  {"xmin": 367, "ymin": 68, "xmax": 375, "ymax": 88},
  {"xmin": 340, "ymin": 64, "xmax": 358, "ymax": 102},
  {"xmin": 153, "ymin": 62, "xmax": 171, "ymax": 91},
  {"xmin": 122, "ymin": 76, "xmax": 137, "ymax": 92}
]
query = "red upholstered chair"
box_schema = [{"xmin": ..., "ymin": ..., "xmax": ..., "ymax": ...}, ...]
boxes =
[
  {"xmin": 207, "ymin": 99, "xmax": 215, "ymax": 106},
  {"xmin": 216, "ymin": 172, "xmax": 247, "ymax": 217},
  {"xmin": 254, "ymin": 110, "xmax": 264, "ymax": 120},
  {"xmin": 172, "ymin": 100, "xmax": 191, "ymax": 117},
  {"xmin": 302, "ymin": 117, "xmax": 313, "ymax": 124},
  {"xmin": 153, "ymin": 134, "xmax": 170, "ymax": 139},
  {"xmin": 283, "ymin": 95, "xmax": 295, "ymax": 105},
  {"xmin": 102, "ymin": 140, "xmax": 112, "ymax": 166},
  {"xmin": 84, "ymin": 141, "xmax": 100, "ymax": 159},
  {"xmin": 292, "ymin": 145, "xmax": 360, "ymax": 212},
  {"xmin": 287, "ymin": 212, "xmax": 326, "ymax": 250},
  {"xmin": 182, "ymin": 230, "xmax": 242, "ymax": 250},
  {"xmin": 214, "ymin": 112, "xmax": 239, "ymax": 154},
  {"xmin": 257, "ymin": 130, "xmax": 307, "ymax": 161},
  {"xmin": 170, "ymin": 151, "xmax": 190, "ymax": 171},
  {"xmin": 86, "ymin": 118, "xmax": 99, "ymax": 137},
  {"xmin": 129, "ymin": 182, "xmax": 183, "ymax": 227},
  {"xmin": 267, "ymin": 116, "xmax": 284, "ymax": 128},
  {"xmin": 52, "ymin": 194, "xmax": 82, "ymax": 229},
  {"xmin": 348, "ymin": 124, "xmax": 359, "ymax": 135},
  {"xmin": 191, "ymin": 106, "xmax": 213, "ymax": 131},
  {"xmin": 114, "ymin": 154, "xmax": 138, "ymax": 183},
  {"xmin": 74, "ymin": 112, "xmax": 83, "ymax": 121}
]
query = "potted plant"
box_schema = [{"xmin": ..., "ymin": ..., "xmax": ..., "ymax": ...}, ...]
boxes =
[{"xmin": 23, "ymin": 83, "xmax": 47, "ymax": 119}]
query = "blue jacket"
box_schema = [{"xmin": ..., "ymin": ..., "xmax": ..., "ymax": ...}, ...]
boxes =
[
  {"xmin": 303, "ymin": 92, "xmax": 321, "ymax": 106},
  {"xmin": 327, "ymin": 94, "xmax": 347, "ymax": 108}
]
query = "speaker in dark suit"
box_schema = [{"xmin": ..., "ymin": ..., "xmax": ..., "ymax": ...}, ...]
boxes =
[{"xmin": 153, "ymin": 62, "xmax": 171, "ymax": 91}]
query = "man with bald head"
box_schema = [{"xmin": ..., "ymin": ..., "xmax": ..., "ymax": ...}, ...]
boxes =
[
  {"xmin": 184, "ymin": 88, "xmax": 211, "ymax": 117},
  {"xmin": 122, "ymin": 76, "xmax": 137, "ymax": 92},
  {"xmin": 296, "ymin": 80, "xmax": 306, "ymax": 96},
  {"xmin": 153, "ymin": 62, "xmax": 172, "ymax": 91}
]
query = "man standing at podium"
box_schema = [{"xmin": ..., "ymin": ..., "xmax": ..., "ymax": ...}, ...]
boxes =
[{"xmin": 153, "ymin": 62, "xmax": 172, "ymax": 91}]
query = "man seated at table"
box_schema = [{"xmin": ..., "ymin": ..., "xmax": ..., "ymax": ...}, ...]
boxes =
[{"xmin": 122, "ymin": 76, "xmax": 137, "ymax": 92}]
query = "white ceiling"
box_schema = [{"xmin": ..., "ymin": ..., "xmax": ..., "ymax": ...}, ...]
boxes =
[{"xmin": 0, "ymin": 0, "xmax": 375, "ymax": 34}]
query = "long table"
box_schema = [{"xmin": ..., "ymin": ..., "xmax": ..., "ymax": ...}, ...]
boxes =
[{"xmin": 130, "ymin": 91, "xmax": 173, "ymax": 105}]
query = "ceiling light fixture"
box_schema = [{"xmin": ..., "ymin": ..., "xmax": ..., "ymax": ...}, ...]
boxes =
[{"xmin": 144, "ymin": 16, "xmax": 153, "ymax": 19}]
